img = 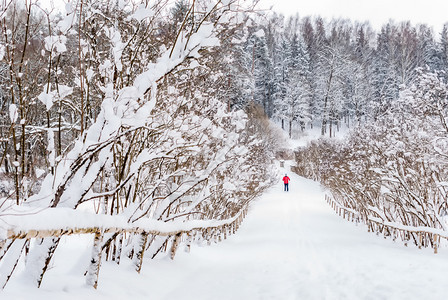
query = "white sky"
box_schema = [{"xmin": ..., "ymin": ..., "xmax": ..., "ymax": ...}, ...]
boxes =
[
  {"xmin": 258, "ymin": 0, "xmax": 448, "ymax": 33},
  {"xmin": 40, "ymin": 0, "xmax": 448, "ymax": 33}
]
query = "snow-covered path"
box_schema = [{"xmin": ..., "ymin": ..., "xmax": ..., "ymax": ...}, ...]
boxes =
[
  {"xmin": 143, "ymin": 172, "xmax": 448, "ymax": 300},
  {"xmin": 3, "ymin": 172, "xmax": 448, "ymax": 299}
]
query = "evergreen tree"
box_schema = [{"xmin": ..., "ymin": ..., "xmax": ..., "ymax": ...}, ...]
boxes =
[
  {"xmin": 272, "ymin": 36, "xmax": 291, "ymax": 129},
  {"xmin": 371, "ymin": 24, "xmax": 399, "ymax": 120},
  {"xmin": 250, "ymin": 32, "xmax": 275, "ymax": 117},
  {"xmin": 417, "ymin": 24, "xmax": 442, "ymax": 71},
  {"xmin": 439, "ymin": 24, "xmax": 448, "ymax": 79}
]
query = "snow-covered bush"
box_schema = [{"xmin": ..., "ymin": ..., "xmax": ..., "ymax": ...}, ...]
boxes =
[
  {"xmin": 0, "ymin": 0, "xmax": 276, "ymax": 289},
  {"xmin": 294, "ymin": 68, "xmax": 448, "ymax": 249}
]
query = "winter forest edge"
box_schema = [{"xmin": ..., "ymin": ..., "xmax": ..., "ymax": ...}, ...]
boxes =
[{"xmin": 0, "ymin": 0, "xmax": 447, "ymax": 291}]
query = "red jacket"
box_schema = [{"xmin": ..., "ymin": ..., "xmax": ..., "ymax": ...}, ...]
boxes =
[{"xmin": 283, "ymin": 176, "xmax": 290, "ymax": 184}]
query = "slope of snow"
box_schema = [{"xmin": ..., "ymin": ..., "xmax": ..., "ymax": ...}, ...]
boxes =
[{"xmin": 3, "ymin": 169, "xmax": 448, "ymax": 299}]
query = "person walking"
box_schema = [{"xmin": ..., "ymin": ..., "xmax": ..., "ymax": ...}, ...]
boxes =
[{"xmin": 283, "ymin": 174, "xmax": 290, "ymax": 191}]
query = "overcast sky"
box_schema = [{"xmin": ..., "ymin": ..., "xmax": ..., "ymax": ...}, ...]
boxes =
[
  {"xmin": 40, "ymin": 0, "xmax": 448, "ymax": 33},
  {"xmin": 258, "ymin": 0, "xmax": 448, "ymax": 33}
]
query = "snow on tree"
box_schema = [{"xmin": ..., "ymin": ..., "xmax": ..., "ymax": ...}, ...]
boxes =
[
  {"xmin": 293, "ymin": 68, "xmax": 448, "ymax": 248},
  {"xmin": 0, "ymin": 0, "xmax": 277, "ymax": 289}
]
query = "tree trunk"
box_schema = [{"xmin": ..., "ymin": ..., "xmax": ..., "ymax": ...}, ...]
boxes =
[
  {"xmin": 321, "ymin": 62, "xmax": 334, "ymax": 136},
  {"xmin": 0, "ymin": 240, "xmax": 27, "ymax": 289},
  {"xmin": 289, "ymin": 120, "xmax": 292, "ymax": 138},
  {"xmin": 86, "ymin": 230, "xmax": 104, "ymax": 289},
  {"xmin": 134, "ymin": 233, "xmax": 149, "ymax": 273},
  {"xmin": 24, "ymin": 237, "xmax": 60, "ymax": 288}
]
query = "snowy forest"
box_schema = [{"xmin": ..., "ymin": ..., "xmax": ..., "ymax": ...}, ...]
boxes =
[
  {"xmin": 232, "ymin": 11, "xmax": 448, "ymax": 138},
  {"xmin": 0, "ymin": 0, "xmax": 448, "ymax": 292}
]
